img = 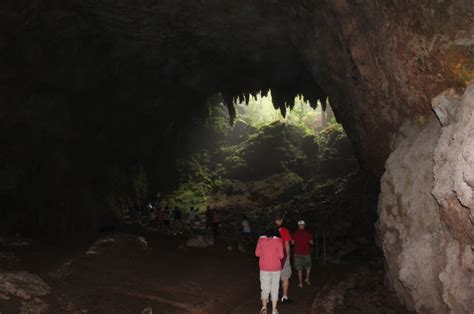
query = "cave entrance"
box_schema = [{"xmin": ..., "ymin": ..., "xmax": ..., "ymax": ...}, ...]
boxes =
[
  {"xmin": 160, "ymin": 90, "xmax": 378, "ymax": 270},
  {"xmin": 233, "ymin": 91, "xmax": 334, "ymax": 132}
]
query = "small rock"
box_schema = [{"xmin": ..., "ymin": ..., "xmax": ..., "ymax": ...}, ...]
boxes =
[
  {"xmin": 141, "ymin": 307, "xmax": 152, "ymax": 314},
  {"xmin": 0, "ymin": 236, "xmax": 32, "ymax": 247},
  {"xmin": 186, "ymin": 235, "xmax": 214, "ymax": 248},
  {"xmin": 138, "ymin": 236, "xmax": 148, "ymax": 248}
]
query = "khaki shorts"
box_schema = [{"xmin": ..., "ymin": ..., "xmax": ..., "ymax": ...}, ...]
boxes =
[
  {"xmin": 260, "ymin": 271, "xmax": 281, "ymax": 301},
  {"xmin": 280, "ymin": 257, "xmax": 292, "ymax": 281},
  {"xmin": 294, "ymin": 254, "xmax": 312, "ymax": 270}
]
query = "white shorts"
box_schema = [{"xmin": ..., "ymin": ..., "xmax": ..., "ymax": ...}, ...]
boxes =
[
  {"xmin": 260, "ymin": 271, "xmax": 281, "ymax": 301},
  {"xmin": 280, "ymin": 257, "xmax": 292, "ymax": 281}
]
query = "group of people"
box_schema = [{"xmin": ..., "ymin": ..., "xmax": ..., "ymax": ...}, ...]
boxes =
[
  {"xmin": 205, "ymin": 206, "xmax": 220, "ymax": 239},
  {"xmin": 147, "ymin": 203, "xmax": 182, "ymax": 226},
  {"xmin": 255, "ymin": 214, "xmax": 314, "ymax": 314},
  {"xmin": 146, "ymin": 203, "xmax": 221, "ymax": 239}
]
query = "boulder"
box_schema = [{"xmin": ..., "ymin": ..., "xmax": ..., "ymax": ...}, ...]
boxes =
[
  {"xmin": 186, "ymin": 235, "xmax": 214, "ymax": 248},
  {"xmin": 0, "ymin": 271, "xmax": 50, "ymax": 313},
  {"xmin": 376, "ymin": 82, "xmax": 474, "ymax": 313}
]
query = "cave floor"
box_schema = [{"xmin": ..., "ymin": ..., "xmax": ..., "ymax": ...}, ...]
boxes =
[{"xmin": 0, "ymin": 232, "xmax": 408, "ymax": 314}]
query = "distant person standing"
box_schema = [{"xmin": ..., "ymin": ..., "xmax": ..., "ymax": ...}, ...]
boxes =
[
  {"xmin": 211, "ymin": 209, "xmax": 220, "ymax": 240},
  {"xmin": 157, "ymin": 207, "xmax": 164, "ymax": 228},
  {"xmin": 141, "ymin": 202, "xmax": 153, "ymax": 225},
  {"xmin": 205, "ymin": 206, "xmax": 212, "ymax": 229},
  {"xmin": 292, "ymin": 220, "xmax": 314, "ymax": 288},
  {"xmin": 188, "ymin": 206, "xmax": 197, "ymax": 222},
  {"xmin": 255, "ymin": 227, "xmax": 284, "ymax": 314},
  {"xmin": 173, "ymin": 206, "xmax": 182, "ymax": 221},
  {"xmin": 242, "ymin": 215, "xmax": 251, "ymax": 235},
  {"xmin": 149, "ymin": 203, "xmax": 156, "ymax": 224},
  {"xmin": 275, "ymin": 214, "xmax": 292, "ymax": 304},
  {"xmin": 147, "ymin": 202, "xmax": 154, "ymax": 212},
  {"xmin": 163, "ymin": 206, "xmax": 171, "ymax": 226}
]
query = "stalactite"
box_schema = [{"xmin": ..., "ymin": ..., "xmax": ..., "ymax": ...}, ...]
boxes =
[
  {"xmin": 226, "ymin": 100, "xmax": 236, "ymax": 125},
  {"xmin": 271, "ymin": 88, "xmax": 285, "ymax": 111},
  {"xmin": 321, "ymin": 97, "xmax": 327, "ymax": 112},
  {"xmin": 261, "ymin": 88, "xmax": 270, "ymax": 98}
]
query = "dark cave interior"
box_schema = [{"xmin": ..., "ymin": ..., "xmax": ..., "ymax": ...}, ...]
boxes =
[{"xmin": 1, "ymin": 1, "xmax": 473, "ymax": 313}]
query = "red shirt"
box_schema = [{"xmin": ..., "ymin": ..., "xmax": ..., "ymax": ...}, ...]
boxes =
[
  {"xmin": 279, "ymin": 227, "xmax": 292, "ymax": 261},
  {"xmin": 255, "ymin": 236, "xmax": 284, "ymax": 271},
  {"xmin": 279, "ymin": 227, "xmax": 292, "ymax": 244},
  {"xmin": 292, "ymin": 229, "xmax": 313, "ymax": 256},
  {"xmin": 212, "ymin": 212, "xmax": 219, "ymax": 224}
]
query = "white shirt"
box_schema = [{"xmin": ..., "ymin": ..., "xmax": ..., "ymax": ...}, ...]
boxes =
[{"xmin": 242, "ymin": 219, "xmax": 251, "ymax": 233}]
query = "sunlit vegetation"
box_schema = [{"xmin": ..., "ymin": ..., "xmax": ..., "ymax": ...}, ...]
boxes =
[
  {"xmin": 234, "ymin": 91, "xmax": 334, "ymax": 134},
  {"xmin": 161, "ymin": 94, "xmax": 356, "ymax": 214}
]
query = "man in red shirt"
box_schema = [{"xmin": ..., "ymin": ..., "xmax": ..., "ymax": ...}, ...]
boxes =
[
  {"xmin": 275, "ymin": 214, "xmax": 292, "ymax": 304},
  {"xmin": 292, "ymin": 220, "xmax": 314, "ymax": 288}
]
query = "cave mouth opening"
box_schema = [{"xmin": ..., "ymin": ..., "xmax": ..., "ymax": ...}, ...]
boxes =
[
  {"xmin": 159, "ymin": 90, "xmax": 379, "ymax": 263},
  {"xmin": 1, "ymin": 1, "xmax": 472, "ymax": 312},
  {"xmin": 233, "ymin": 91, "xmax": 333, "ymax": 132}
]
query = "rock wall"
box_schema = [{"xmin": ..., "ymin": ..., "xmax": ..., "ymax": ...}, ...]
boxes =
[
  {"xmin": 288, "ymin": 0, "xmax": 474, "ymax": 174},
  {"xmin": 377, "ymin": 82, "xmax": 474, "ymax": 313}
]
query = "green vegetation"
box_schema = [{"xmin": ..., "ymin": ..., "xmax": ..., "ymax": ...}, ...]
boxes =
[
  {"xmin": 161, "ymin": 96, "xmax": 357, "ymax": 212},
  {"xmin": 234, "ymin": 91, "xmax": 324, "ymax": 134},
  {"xmin": 161, "ymin": 151, "xmax": 215, "ymax": 210}
]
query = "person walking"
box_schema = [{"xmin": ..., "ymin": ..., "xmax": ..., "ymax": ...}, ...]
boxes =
[
  {"xmin": 211, "ymin": 209, "xmax": 220, "ymax": 240},
  {"xmin": 173, "ymin": 206, "xmax": 182, "ymax": 221},
  {"xmin": 205, "ymin": 206, "xmax": 212, "ymax": 229},
  {"xmin": 275, "ymin": 214, "xmax": 292, "ymax": 304},
  {"xmin": 242, "ymin": 215, "xmax": 251, "ymax": 235},
  {"xmin": 292, "ymin": 220, "xmax": 314, "ymax": 288},
  {"xmin": 239, "ymin": 215, "xmax": 253, "ymax": 252},
  {"xmin": 255, "ymin": 227, "xmax": 284, "ymax": 314},
  {"xmin": 163, "ymin": 206, "xmax": 171, "ymax": 226},
  {"xmin": 188, "ymin": 206, "xmax": 197, "ymax": 222},
  {"xmin": 157, "ymin": 207, "xmax": 164, "ymax": 228}
]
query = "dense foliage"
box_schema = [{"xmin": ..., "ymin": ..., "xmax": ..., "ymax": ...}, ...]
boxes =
[
  {"xmin": 161, "ymin": 101, "xmax": 360, "ymax": 213},
  {"xmin": 159, "ymin": 99, "xmax": 378, "ymax": 253}
]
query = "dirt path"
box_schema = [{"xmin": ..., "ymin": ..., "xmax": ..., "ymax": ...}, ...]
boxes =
[
  {"xmin": 1, "ymin": 233, "xmax": 354, "ymax": 314},
  {"xmin": 228, "ymin": 266, "xmax": 333, "ymax": 314}
]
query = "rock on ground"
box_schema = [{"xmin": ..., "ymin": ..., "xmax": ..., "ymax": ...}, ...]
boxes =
[
  {"xmin": 186, "ymin": 235, "xmax": 214, "ymax": 248},
  {"xmin": 0, "ymin": 236, "xmax": 32, "ymax": 247},
  {"xmin": 0, "ymin": 271, "xmax": 50, "ymax": 313},
  {"xmin": 377, "ymin": 81, "xmax": 474, "ymax": 313},
  {"xmin": 86, "ymin": 234, "xmax": 149, "ymax": 255}
]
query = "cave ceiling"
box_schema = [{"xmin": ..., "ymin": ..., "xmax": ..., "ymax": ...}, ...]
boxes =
[{"xmin": 1, "ymin": 0, "xmax": 473, "ymax": 175}]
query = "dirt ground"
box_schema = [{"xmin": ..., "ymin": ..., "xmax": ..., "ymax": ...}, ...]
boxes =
[{"xmin": 0, "ymin": 232, "xmax": 408, "ymax": 314}]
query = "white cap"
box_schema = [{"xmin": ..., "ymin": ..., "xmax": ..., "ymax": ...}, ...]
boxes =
[{"xmin": 298, "ymin": 220, "xmax": 305, "ymax": 225}]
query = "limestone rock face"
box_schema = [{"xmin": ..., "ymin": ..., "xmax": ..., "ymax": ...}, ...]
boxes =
[
  {"xmin": 288, "ymin": 1, "xmax": 474, "ymax": 174},
  {"xmin": 377, "ymin": 82, "xmax": 474, "ymax": 313}
]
